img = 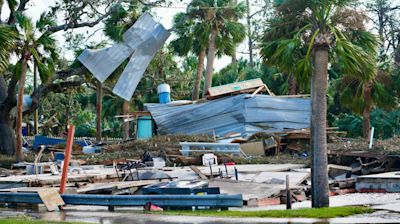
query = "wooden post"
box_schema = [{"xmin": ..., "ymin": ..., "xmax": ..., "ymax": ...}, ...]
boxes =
[
  {"xmin": 96, "ymin": 80, "xmax": 102, "ymax": 142},
  {"xmin": 59, "ymin": 125, "xmax": 75, "ymax": 194},
  {"xmin": 122, "ymin": 101, "xmax": 130, "ymax": 140},
  {"xmin": 286, "ymin": 174, "xmax": 292, "ymax": 210}
]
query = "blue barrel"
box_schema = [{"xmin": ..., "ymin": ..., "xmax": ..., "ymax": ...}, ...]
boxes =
[
  {"xmin": 157, "ymin": 84, "xmax": 171, "ymax": 104},
  {"xmin": 137, "ymin": 116, "xmax": 153, "ymax": 139}
]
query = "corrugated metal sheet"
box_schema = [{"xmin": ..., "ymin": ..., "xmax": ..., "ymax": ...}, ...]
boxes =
[
  {"xmin": 145, "ymin": 94, "xmax": 311, "ymax": 138},
  {"xmin": 112, "ymin": 24, "xmax": 170, "ymax": 100},
  {"xmin": 78, "ymin": 13, "xmax": 170, "ymax": 100}
]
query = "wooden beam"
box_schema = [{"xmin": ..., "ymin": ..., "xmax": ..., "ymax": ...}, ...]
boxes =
[{"xmin": 190, "ymin": 166, "xmax": 208, "ymax": 180}]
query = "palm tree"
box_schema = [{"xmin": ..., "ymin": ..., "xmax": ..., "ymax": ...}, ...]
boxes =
[
  {"xmin": 15, "ymin": 13, "xmax": 58, "ymax": 161},
  {"xmin": 187, "ymin": 0, "xmax": 246, "ymax": 96},
  {"xmin": 261, "ymin": 0, "xmax": 377, "ymax": 207},
  {"xmin": 339, "ymin": 70, "xmax": 397, "ymax": 138},
  {"xmin": 0, "ymin": 26, "xmax": 17, "ymax": 72},
  {"xmin": 0, "ymin": 25, "xmax": 18, "ymax": 156},
  {"xmin": 170, "ymin": 12, "xmax": 209, "ymax": 100}
]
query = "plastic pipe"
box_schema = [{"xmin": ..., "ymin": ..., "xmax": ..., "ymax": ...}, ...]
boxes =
[{"xmin": 59, "ymin": 125, "xmax": 75, "ymax": 194}]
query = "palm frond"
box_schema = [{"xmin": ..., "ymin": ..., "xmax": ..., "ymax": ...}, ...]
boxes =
[
  {"xmin": 36, "ymin": 13, "xmax": 57, "ymax": 32},
  {"xmin": 16, "ymin": 12, "xmax": 33, "ymax": 35},
  {"xmin": 0, "ymin": 25, "xmax": 17, "ymax": 72},
  {"xmin": 335, "ymin": 39, "xmax": 376, "ymax": 81}
]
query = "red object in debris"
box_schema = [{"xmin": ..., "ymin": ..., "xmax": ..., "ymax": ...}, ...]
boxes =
[
  {"xmin": 224, "ymin": 162, "xmax": 235, "ymax": 166},
  {"xmin": 359, "ymin": 188, "xmax": 387, "ymax": 193},
  {"xmin": 59, "ymin": 125, "xmax": 75, "ymax": 194},
  {"xmin": 144, "ymin": 202, "xmax": 163, "ymax": 211}
]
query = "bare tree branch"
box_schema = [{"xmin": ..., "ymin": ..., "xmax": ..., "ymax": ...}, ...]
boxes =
[
  {"xmin": 53, "ymin": 66, "xmax": 88, "ymax": 81},
  {"xmin": 47, "ymin": 4, "xmax": 119, "ymax": 33},
  {"xmin": 7, "ymin": 0, "xmax": 30, "ymax": 24},
  {"xmin": 25, "ymin": 79, "xmax": 84, "ymax": 115}
]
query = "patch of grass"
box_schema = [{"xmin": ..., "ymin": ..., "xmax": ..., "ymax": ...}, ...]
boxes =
[
  {"xmin": 0, "ymin": 218, "xmax": 88, "ymax": 224},
  {"xmin": 160, "ymin": 206, "xmax": 373, "ymax": 219}
]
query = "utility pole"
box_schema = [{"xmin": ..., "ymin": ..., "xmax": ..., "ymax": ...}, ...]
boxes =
[
  {"xmin": 231, "ymin": 0, "xmax": 238, "ymax": 64},
  {"xmin": 33, "ymin": 62, "xmax": 39, "ymax": 135},
  {"xmin": 246, "ymin": 0, "xmax": 254, "ymax": 67}
]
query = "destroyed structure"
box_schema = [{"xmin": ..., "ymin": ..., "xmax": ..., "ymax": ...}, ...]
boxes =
[{"xmin": 0, "ymin": 13, "xmax": 399, "ymax": 215}]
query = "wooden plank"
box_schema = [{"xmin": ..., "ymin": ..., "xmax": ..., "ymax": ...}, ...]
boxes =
[
  {"xmin": 245, "ymin": 86, "xmax": 265, "ymax": 98},
  {"xmin": 115, "ymin": 180, "xmax": 159, "ymax": 189},
  {"xmin": 38, "ymin": 189, "xmax": 65, "ymax": 211},
  {"xmin": 0, "ymin": 168, "xmax": 119, "ymax": 187},
  {"xmin": 328, "ymin": 164, "xmax": 353, "ymax": 172},
  {"xmin": 190, "ymin": 166, "xmax": 208, "ymax": 180},
  {"xmin": 206, "ymin": 78, "xmax": 265, "ymax": 98}
]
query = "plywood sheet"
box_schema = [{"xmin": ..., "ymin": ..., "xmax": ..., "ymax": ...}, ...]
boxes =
[{"xmin": 38, "ymin": 189, "xmax": 65, "ymax": 211}]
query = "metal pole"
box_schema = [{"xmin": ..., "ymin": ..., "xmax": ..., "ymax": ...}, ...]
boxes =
[
  {"xmin": 369, "ymin": 127, "xmax": 375, "ymax": 149},
  {"xmin": 59, "ymin": 125, "xmax": 75, "ymax": 194},
  {"xmin": 209, "ymin": 161, "xmax": 213, "ymax": 179},
  {"xmin": 234, "ymin": 167, "xmax": 238, "ymax": 181}
]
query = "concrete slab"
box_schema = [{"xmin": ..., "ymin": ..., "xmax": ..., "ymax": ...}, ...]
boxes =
[
  {"xmin": 233, "ymin": 193, "xmax": 400, "ymax": 211},
  {"xmin": 246, "ymin": 172, "xmax": 309, "ymax": 187},
  {"xmin": 208, "ymin": 180, "xmax": 281, "ymax": 202},
  {"xmin": 163, "ymin": 164, "xmax": 307, "ymax": 181},
  {"xmin": 197, "ymin": 164, "xmax": 306, "ymax": 175},
  {"xmin": 356, "ymin": 172, "xmax": 400, "ymax": 192}
]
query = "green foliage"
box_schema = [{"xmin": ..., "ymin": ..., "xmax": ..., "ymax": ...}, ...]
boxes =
[
  {"xmin": 334, "ymin": 109, "xmax": 400, "ymax": 139},
  {"xmin": 261, "ymin": 0, "xmax": 378, "ymax": 93},
  {"xmin": 338, "ymin": 71, "xmax": 397, "ymax": 115},
  {"xmin": 14, "ymin": 13, "xmax": 59, "ymax": 84},
  {"xmin": 170, "ymin": 12, "xmax": 209, "ymax": 56},
  {"xmin": 72, "ymin": 110, "xmax": 96, "ymax": 137},
  {"xmin": 334, "ymin": 113, "xmax": 363, "ymax": 137},
  {"xmin": 104, "ymin": 4, "xmax": 140, "ymax": 42},
  {"xmin": 371, "ymin": 108, "xmax": 400, "ymax": 139},
  {"xmin": 212, "ymin": 59, "xmax": 263, "ymax": 86}
]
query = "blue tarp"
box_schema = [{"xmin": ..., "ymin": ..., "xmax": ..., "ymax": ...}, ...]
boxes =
[{"xmin": 33, "ymin": 136, "xmax": 91, "ymax": 150}]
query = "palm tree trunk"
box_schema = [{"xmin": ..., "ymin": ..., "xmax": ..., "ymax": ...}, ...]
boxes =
[
  {"xmin": 288, "ymin": 73, "xmax": 297, "ymax": 95},
  {"xmin": 362, "ymin": 82, "xmax": 372, "ymax": 139},
  {"xmin": 122, "ymin": 100, "xmax": 130, "ymax": 140},
  {"xmin": 203, "ymin": 27, "xmax": 218, "ymax": 97},
  {"xmin": 16, "ymin": 57, "xmax": 28, "ymax": 162},
  {"xmin": 96, "ymin": 80, "xmax": 102, "ymax": 142},
  {"xmin": 311, "ymin": 45, "xmax": 330, "ymax": 208},
  {"xmin": 192, "ymin": 49, "xmax": 206, "ymax": 100}
]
